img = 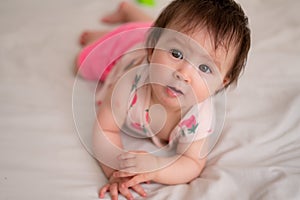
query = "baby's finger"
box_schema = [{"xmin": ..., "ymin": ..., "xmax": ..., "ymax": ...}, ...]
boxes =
[
  {"xmin": 124, "ymin": 174, "xmax": 150, "ymax": 188},
  {"xmin": 118, "ymin": 184, "xmax": 134, "ymax": 200},
  {"xmin": 109, "ymin": 183, "xmax": 119, "ymax": 200},
  {"xmin": 118, "ymin": 152, "xmax": 136, "ymax": 160},
  {"xmin": 99, "ymin": 184, "xmax": 110, "ymax": 198},
  {"xmin": 132, "ymin": 184, "xmax": 147, "ymax": 197}
]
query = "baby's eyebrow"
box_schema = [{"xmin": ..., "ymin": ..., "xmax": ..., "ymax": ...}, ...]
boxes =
[{"xmin": 165, "ymin": 36, "xmax": 186, "ymax": 47}]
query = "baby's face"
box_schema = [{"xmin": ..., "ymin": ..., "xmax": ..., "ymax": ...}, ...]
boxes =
[{"xmin": 148, "ymin": 26, "xmax": 237, "ymax": 111}]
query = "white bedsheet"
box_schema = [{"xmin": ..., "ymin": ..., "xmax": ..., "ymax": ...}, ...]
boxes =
[{"xmin": 1, "ymin": 0, "xmax": 300, "ymax": 199}]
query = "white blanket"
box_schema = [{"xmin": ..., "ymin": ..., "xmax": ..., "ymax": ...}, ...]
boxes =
[{"xmin": 1, "ymin": 0, "xmax": 300, "ymax": 199}]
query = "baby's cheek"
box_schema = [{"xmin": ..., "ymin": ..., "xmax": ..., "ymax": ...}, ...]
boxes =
[
  {"xmin": 191, "ymin": 79, "xmax": 211, "ymax": 102},
  {"xmin": 203, "ymin": 77, "xmax": 224, "ymax": 95}
]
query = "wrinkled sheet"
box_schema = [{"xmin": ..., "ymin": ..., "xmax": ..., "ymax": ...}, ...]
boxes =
[{"xmin": 1, "ymin": 0, "xmax": 300, "ymax": 199}]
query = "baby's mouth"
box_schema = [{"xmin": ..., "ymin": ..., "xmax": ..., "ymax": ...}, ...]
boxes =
[{"xmin": 166, "ymin": 86, "xmax": 184, "ymax": 97}]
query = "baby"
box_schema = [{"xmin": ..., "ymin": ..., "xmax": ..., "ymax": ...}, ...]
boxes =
[{"xmin": 76, "ymin": 1, "xmax": 250, "ymax": 199}]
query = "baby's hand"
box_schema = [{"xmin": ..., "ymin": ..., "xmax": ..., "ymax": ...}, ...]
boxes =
[
  {"xmin": 118, "ymin": 151, "xmax": 159, "ymax": 174},
  {"xmin": 111, "ymin": 151, "xmax": 159, "ymax": 188},
  {"xmin": 113, "ymin": 171, "xmax": 155, "ymax": 189},
  {"xmin": 99, "ymin": 175, "xmax": 147, "ymax": 200}
]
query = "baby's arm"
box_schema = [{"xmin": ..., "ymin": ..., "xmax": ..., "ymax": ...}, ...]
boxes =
[
  {"xmin": 154, "ymin": 140, "xmax": 206, "ymax": 184},
  {"xmin": 115, "ymin": 139, "xmax": 206, "ymax": 186},
  {"xmin": 92, "ymin": 73, "xmax": 131, "ymax": 177},
  {"xmin": 92, "ymin": 89, "xmax": 123, "ymax": 177},
  {"xmin": 92, "ymin": 53, "xmax": 142, "ymax": 176},
  {"xmin": 93, "ymin": 81, "xmax": 150, "ymax": 199}
]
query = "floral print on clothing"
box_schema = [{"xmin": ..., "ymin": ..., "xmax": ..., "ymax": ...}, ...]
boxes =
[
  {"xmin": 131, "ymin": 74, "xmax": 141, "ymax": 92},
  {"xmin": 145, "ymin": 109, "xmax": 150, "ymax": 123},
  {"xmin": 129, "ymin": 109, "xmax": 149, "ymax": 134},
  {"xmin": 179, "ymin": 115, "xmax": 199, "ymax": 136},
  {"xmin": 130, "ymin": 92, "xmax": 137, "ymax": 108},
  {"xmin": 131, "ymin": 122, "xmax": 147, "ymax": 134},
  {"xmin": 128, "ymin": 73, "xmax": 149, "ymax": 134}
]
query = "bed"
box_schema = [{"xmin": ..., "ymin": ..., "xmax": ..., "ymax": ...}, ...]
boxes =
[{"xmin": 1, "ymin": 0, "xmax": 300, "ymax": 199}]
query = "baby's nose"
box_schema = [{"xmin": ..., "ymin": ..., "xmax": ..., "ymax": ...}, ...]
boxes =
[{"xmin": 173, "ymin": 65, "xmax": 192, "ymax": 83}]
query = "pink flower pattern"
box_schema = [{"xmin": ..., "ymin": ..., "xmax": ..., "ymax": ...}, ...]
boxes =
[
  {"xmin": 129, "ymin": 74, "xmax": 148, "ymax": 134},
  {"xmin": 179, "ymin": 115, "xmax": 199, "ymax": 136},
  {"xmin": 130, "ymin": 92, "xmax": 137, "ymax": 108}
]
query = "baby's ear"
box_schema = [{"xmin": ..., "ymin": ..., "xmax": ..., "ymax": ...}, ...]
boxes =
[{"xmin": 222, "ymin": 76, "xmax": 230, "ymax": 88}]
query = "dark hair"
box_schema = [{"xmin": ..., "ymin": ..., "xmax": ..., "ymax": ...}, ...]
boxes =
[{"xmin": 146, "ymin": 0, "xmax": 251, "ymax": 88}]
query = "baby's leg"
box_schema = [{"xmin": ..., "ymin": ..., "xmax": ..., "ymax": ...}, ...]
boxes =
[
  {"xmin": 101, "ymin": 1, "xmax": 153, "ymax": 24},
  {"xmin": 79, "ymin": 1, "xmax": 152, "ymax": 47}
]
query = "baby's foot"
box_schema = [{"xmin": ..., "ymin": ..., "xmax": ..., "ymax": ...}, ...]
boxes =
[
  {"xmin": 101, "ymin": 1, "xmax": 152, "ymax": 24},
  {"xmin": 79, "ymin": 30, "xmax": 109, "ymax": 46},
  {"xmin": 101, "ymin": 1, "xmax": 128, "ymax": 24}
]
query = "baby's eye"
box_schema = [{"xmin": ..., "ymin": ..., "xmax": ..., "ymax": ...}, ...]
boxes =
[
  {"xmin": 169, "ymin": 49, "xmax": 184, "ymax": 60},
  {"xmin": 198, "ymin": 64, "xmax": 212, "ymax": 74}
]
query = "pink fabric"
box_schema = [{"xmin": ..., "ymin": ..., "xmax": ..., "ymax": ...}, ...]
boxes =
[{"xmin": 77, "ymin": 22, "xmax": 152, "ymax": 81}]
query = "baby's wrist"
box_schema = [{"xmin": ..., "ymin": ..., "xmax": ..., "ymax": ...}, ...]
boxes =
[{"xmin": 107, "ymin": 170, "xmax": 118, "ymax": 180}]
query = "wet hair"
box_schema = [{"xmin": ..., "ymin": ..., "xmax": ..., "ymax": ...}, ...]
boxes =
[{"xmin": 146, "ymin": 0, "xmax": 251, "ymax": 88}]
